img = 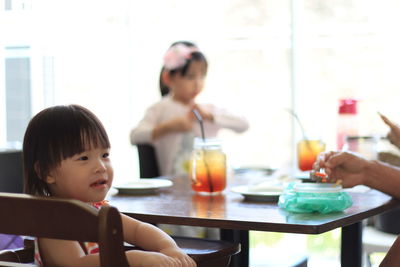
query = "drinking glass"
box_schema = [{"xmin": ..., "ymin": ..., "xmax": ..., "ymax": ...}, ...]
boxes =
[
  {"xmin": 190, "ymin": 138, "xmax": 227, "ymax": 194},
  {"xmin": 297, "ymin": 139, "xmax": 326, "ymax": 171}
]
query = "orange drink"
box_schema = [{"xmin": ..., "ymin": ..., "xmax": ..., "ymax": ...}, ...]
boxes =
[
  {"xmin": 190, "ymin": 138, "xmax": 226, "ymax": 194},
  {"xmin": 297, "ymin": 139, "xmax": 325, "ymax": 171}
]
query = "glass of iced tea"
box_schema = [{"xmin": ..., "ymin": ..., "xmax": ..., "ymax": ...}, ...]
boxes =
[
  {"xmin": 297, "ymin": 139, "xmax": 326, "ymax": 171},
  {"xmin": 190, "ymin": 138, "xmax": 226, "ymax": 194}
]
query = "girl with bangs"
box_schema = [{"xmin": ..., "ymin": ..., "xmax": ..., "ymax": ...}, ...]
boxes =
[
  {"xmin": 130, "ymin": 41, "xmax": 249, "ymax": 177},
  {"xmin": 23, "ymin": 104, "xmax": 195, "ymax": 267}
]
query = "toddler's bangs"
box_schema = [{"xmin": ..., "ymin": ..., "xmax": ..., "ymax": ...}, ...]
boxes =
[
  {"xmin": 43, "ymin": 105, "xmax": 110, "ymax": 166},
  {"xmin": 56, "ymin": 115, "xmax": 110, "ymax": 161}
]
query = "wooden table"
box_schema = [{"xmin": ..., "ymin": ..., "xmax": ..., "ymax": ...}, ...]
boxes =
[{"xmin": 109, "ymin": 176, "xmax": 400, "ymax": 267}]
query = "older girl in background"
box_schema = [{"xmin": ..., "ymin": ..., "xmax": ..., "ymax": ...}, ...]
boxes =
[{"xmin": 130, "ymin": 41, "xmax": 249, "ymax": 176}]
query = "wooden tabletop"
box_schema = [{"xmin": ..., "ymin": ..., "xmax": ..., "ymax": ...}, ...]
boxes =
[{"xmin": 109, "ymin": 175, "xmax": 400, "ymax": 235}]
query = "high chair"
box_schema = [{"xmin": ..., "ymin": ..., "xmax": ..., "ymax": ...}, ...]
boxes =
[{"xmin": 0, "ymin": 192, "xmax": 240, "ymax": 267}]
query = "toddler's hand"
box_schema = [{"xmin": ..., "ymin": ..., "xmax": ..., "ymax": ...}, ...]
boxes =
[
  {"xmin": 160, "ymin": 247, "xmax": 197, "ymax": 267},
  {"xmin": 129, "ymin": 251, "xmax": 183, "ymax": 267}
]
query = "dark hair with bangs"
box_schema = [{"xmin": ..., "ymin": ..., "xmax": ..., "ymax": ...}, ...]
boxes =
[
  {"xmin": 159, "ymin": 41, "xmax": 208, "ymax": 96},
  {"xmin": 23, "ymin": 104, "xmax": 110, "ymax": 196}
]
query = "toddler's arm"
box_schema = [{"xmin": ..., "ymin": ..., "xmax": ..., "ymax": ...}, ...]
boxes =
[
  {"xmin": 38, "ymin": 238, "xmax": 103, "ymax": 267},
  {"xmin": 38, "ymin": 237, "xmax": 194, "ymax": 267},
  {"xmin": 121, "ymin": 214, "xmax": 196, "ymax": 266}
]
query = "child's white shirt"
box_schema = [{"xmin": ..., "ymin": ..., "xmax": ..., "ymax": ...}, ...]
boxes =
[{"xmin": 130, "ymin": 95, "xmax": 249, "ymax": 176}]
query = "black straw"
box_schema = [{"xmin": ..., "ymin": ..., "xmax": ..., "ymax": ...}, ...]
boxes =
[
  {"xmin": 192, "ymin": 109, "xmax": 205, "ymax": 141},
  {"xmin": 192, "ymin": 109, "xmax": 214, "ymax": 192}
]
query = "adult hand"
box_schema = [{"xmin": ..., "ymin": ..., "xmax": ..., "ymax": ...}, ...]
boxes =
[
  {"xmin": 379, "ymin": 113, "xmax": 400, "ymax": 149},
  {"xmin": 314, "ymin": 151, "xmax": 370, "ymax": 188}
]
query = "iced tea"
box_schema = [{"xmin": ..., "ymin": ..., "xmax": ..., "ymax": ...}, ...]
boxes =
[
  {"xmin": 190, "ymin": 139, "xmax": 226, "ymax": 194},
  {"xmin": 297, "ymin": 139, "xmax": 325, "ymax": 171}
]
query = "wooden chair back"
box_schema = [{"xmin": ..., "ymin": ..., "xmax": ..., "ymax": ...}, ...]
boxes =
[
  {"xmin": 0, "ymin": 192, "xmax": 129, "ymax": 267},
  {"xmin": 0, "ymin": 193, "xmax": 240, "ymax": 267}
]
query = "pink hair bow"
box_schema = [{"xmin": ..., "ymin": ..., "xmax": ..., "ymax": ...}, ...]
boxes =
[{"xmin": 163, "ymin": 44, "xmax": 199, "ymax": 70}]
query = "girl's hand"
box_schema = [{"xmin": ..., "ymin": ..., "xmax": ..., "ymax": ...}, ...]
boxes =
[
  {"xmin": 152, "ymin": 115, "xmax": 193, "ymax": 139},
  {"xmin": 315, "ymin": 151, "xmax": 369, "ymax": 188},
  {"xmin": 159, "ymin": 247, "xmax": 197, "ymax": 267},
  {"xmin": 191, "ymin": 104, "xmax": 214, "ymax": 122},
  {"xmin": 155, "ymin": 116, "xmax": 193, "ymax": 135},
  {"xmin": 379, "ymin": 113, "xmax": 400, "ymax": 149},
  {"xmin": 169, "ymin": 116, "xmax": 193, "ymax": 132}
]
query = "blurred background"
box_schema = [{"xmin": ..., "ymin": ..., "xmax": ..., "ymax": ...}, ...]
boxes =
[{"xmin": 2, "ymin": 1, "xmax": 400, "ymax": 265}]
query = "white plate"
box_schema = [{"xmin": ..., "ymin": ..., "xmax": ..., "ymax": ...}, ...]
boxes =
[
  {"xmin": 231, "ymin": 184, "xmax": 283, "ymax": 202},
  {"xmin": 114, "ymin": 179, "xmax": 173, "ymax": 195}
]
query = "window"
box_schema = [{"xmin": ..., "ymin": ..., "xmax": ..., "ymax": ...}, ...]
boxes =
[
  {"xmin": 4, "ymin": 0, "xmax": 32, "ymax": 11},
  {"xmin": 1, "ymin": 46, "xmax": 32, "ymax": 147},
  {"xmin": 0, "ymin": 45, "xmax": 53, "ymax": 147},
  {"xmin": 5, "ymin": 49, "xmax": 31, "ymax": 143},
  {"xmin": 295, "ymin": 1, "xmax": 400, "ymax": 152},
  {"xmin": 2, "ymin": 0, "xmax": 397, "ymax": 179}
]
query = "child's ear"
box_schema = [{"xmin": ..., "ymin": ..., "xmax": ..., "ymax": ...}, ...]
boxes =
[
  {"xmin": 35, "ymin": 162, "xmax": 56, "ymax": 184},
  {"xmin": 161, "ymin": 70, "xmax": 173, "ymax": 87},
  {"xmin": 44, "ymin": 173, "xmax": 56, "ymax": 184}
]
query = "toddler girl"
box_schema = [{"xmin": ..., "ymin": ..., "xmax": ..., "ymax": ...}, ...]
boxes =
[
  {"xmin": 23, "ymin": 104, "xmax": 195, "ymax": 267},
  {"xmin": 130, "ymin": 41, "xmax": 249, "ymax": 176}
]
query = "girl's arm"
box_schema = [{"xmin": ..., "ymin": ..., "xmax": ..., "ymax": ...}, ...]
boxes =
[
  {"xmin": 130, "ymin": 106, "xmax": 159, "ymax": 144},
  {"xmin": 121, "ymin": 214, "xmax": 196, "ymax": 266},
  {"xmin": 196, "ymin": 104, "xmax": 249, "ymax": 133},
  {"xmin": 152, "ymin": 115, "xmax": 193, "ymax": 140},
  {"xmin": 130, "ymin": 104, "xmax": 193, "ymax": 142},
  {"xmin": 213, "ymin": 112, "xmax": 249, "ymax": 133}
]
